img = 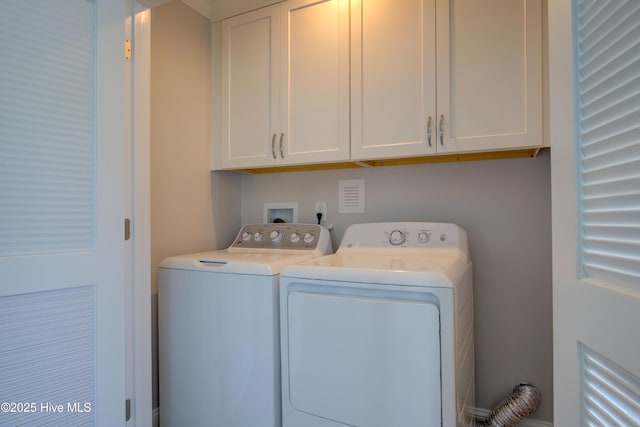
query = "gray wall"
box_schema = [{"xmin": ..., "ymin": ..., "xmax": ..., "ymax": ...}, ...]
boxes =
[
  {"xmin": 150, "ymin": 0, "xmax": 241, "ymax": 413},
  {"xmin": 240, "ymin": 152, "xmax": 553, "ymax": 422}
]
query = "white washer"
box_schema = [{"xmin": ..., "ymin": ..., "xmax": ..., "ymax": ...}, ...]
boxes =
[
  {"xmin": 158, "ymin": 223, "xmax": 332, "ymax": 427},
  {"xmin": 279, "ymin": 222, "xmax": 475, "ymax": 427}
]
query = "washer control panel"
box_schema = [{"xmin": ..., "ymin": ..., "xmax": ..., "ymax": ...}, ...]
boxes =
[{"xmin": 231, "ymin": 223, "xmax": 326, "ymax": 250}]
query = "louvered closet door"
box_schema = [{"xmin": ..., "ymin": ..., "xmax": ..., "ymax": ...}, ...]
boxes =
[
  {"xmin": 0, "ymin": 1, "xmax": 127, "ymax": 425},
  {"xmin": 549, "ymin": 0, "xmax": 640, "ymax": 425}
]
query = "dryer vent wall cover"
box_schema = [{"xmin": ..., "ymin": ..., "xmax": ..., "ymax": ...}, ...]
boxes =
[{"xmin": 339, "ymin": 179, "xmax": 365, "ymax": 214}]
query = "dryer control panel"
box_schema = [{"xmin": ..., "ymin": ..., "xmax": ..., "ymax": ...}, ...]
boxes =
[
  {"xmin": 230, "ymin": 223, "xmax": 329, "ymax": 251},
  {"xmin": 339, "ymin": 222, "xmax": 469, "ymax": 258}
]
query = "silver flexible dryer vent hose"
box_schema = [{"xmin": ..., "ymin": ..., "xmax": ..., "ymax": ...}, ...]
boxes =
[{"xmin": 475, "ymin": 383, "xmax": 541, "ymax": 427}]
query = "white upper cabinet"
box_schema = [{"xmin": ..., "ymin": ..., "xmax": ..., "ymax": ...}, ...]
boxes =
[
  {"xmin": 219, "ymin": 0, "xmax": 543, "ymax": 169},
  {"xmin": 281, "ymin": 0, "xmax": 350, "ymax": 164},
  {"xmin": 220, "ymin": 0, "xmax": 350, "ymax": 169},
  {"xmin": 221, "ymin": 5, "xmax": 279, "ymax": 169},
  {"xmin": 351, "ymin": 0, "xmax": 543, "ymax": 161},
  {"xmin": 436, "ymin": 0, "xmax": 542, "ymax": 154},
  {"xmin": 351, "ymin": 0, "xmax": 437, "ymax": 160}
]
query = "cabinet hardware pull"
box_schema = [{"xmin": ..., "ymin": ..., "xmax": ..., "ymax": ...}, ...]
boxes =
[
  {"xmin": 271, "ymin": 134, "xmax": 277, "ymax": 159},
  {"xmin": 439, "ymin": 114, "xmax": 445, "ymax": 145},
  {"xmin": 279, "ymin": 133, "xmax": 285, "ymax": 158},
  {"xmin": 427, "ymin": 116, "xmax": 433, "ymax": 146}
]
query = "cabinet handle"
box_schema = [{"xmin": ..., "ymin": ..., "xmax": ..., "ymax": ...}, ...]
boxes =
[
  {"xmin": 438, "ymin": 114, "xmax": 445, "ymax": 145},
  {"xmin": 271, "ymin": 134, "xmax": 277, "ymax": 159},
  {"xmin": 427, "ymin": 116, "xmax": 433, "ymax": 147},
  {"xmin": 279, "ymin": 133, "xmax": 285, "ymax": 159}
]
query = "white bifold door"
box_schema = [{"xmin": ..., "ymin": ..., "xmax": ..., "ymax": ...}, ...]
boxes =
[
  {"xmin": 0, "ymin": 1, "xmax": 128, "ymax": 425},
  {"xmin": 549, "ymin": 0, "xmax": 640, "ymax": 425}
]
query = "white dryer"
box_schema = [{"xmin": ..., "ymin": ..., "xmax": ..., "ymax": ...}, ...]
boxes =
[
  {"xmin": 279, "ymin": 222, "xmax": 475, "ymax": 427},
  {"xmin": 158, "ymin": 223, "xmax": 332, "ymax": 427}
]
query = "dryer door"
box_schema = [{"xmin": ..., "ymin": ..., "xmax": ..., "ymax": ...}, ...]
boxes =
[{"xmin": 286, "ymin": 287, "xmax": 441, "ymax": 427}]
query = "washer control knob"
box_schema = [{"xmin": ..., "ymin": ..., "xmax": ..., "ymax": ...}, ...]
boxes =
[
  {"xmin": 389, "ymin": 230, "xmax": 406, "ymax": 246},
  {"xmin": 303, "ymin": 232, "xmax": 315, "ymax": 244},
  {"xmin": 254, "ymin": 232, "xmax": 263, "ymax": 242},
  {"xmin": 269, "ymin": 230, "xmax": 283, "ymax": 243},
  {"xmin": 242, "ymin": 231, "xmax": 252, "ymax": 241},
  {"xmin": 290, "ymin": 232, "xmax": 300, "ymax": 243},
  {"xmin": 417, "ymin": 231, "xmax": 430, "ymax": 244}
]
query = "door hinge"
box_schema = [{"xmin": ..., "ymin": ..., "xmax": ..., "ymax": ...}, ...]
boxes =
[
  {"xmin": 125, "ymin": 38, "xmax": 131, "ymax": 61},
  {"xmin": 124, "ymin": 218, "xmax": 131, "ymax": 241},
  {"xmin": 125, "ymin": 398, "xmax": 132, "ymax": 422}
]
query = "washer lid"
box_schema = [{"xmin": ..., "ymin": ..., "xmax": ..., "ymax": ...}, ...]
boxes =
[
  {"xmin": 281, "ymin": 251, "xmax": 469, "ymax": 287},
  {"xmin": 159, "ymin": 250, "xmax": 329, "ymax": 276}
]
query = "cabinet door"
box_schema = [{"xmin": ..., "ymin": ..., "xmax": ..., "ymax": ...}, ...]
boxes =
[
  {"xmin": 436, "ymin": 0, "xmax": 542, "ymax": 153},
  {"xmin": 221, "ymin": 5, "xmax": 280, "ymax": 168},
  {"xmin": 279, "ymin": 0, "xmax": 350, "ymax": 164},
  {"xmin": 351, "ymin": 0, "xmax": 437, "ymax": 161}
]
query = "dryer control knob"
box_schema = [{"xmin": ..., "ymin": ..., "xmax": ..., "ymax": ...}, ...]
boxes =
[
  {"xmin": 254, "ymin": 232, "xmax": 263, "ymax": 242},
  {"xmin": 303, "ymin": 232, "xmax": 315, "ymax": 244},
  {"xmin": 270, "ymin": 230, "xmax": 283, "ymax": 244},
  {"xmin": 242, "ymin": 231, "xmax": 251, "ymax": 241},
  {"xmin": 290, "ymin": 232, "xmax": 300, "ymax": 243},
  {"xmin": 417, "ymin": 231, "xmax": 430, "ymax": 244},
  {"xmin": 389, "ymin": 230, "xmax": 406, "ymax": 246}
]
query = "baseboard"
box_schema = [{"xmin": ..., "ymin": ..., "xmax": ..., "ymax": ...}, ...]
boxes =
[
  {"xmin": 153, "ymin": 406, "xmax": 159, "ymax": 427},
  {"xmin": 471, "ymin": 407, "xmax": 553, "ymax": 427}
]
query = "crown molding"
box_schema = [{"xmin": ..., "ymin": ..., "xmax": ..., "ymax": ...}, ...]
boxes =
[{"xmin": 182, "ymin": 0, "xmax": 280, "ymax": 20}]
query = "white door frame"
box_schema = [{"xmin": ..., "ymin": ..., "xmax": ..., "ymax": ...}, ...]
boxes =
[{"xmin": 126, "ymin": 3, "xmax": 152, "ymax": 426}]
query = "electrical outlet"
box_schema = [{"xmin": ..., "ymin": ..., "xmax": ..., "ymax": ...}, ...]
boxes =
[{"xmin": 314, "ymin": 201, "xmax": 327, "ymax": 222}]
